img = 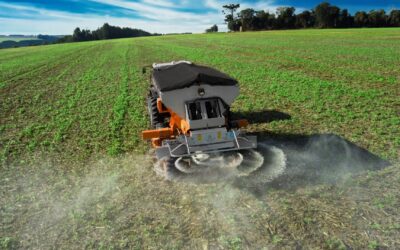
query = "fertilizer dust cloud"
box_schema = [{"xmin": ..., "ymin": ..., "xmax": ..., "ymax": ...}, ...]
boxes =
[
  {"xmin": 236, "ymin": 134, "xmax": 390, "ymax": 195},
  {"xmin": 153, "ymin": 134, "xmax": 389, "ymax": 192},
  {"xmin": 0, "ymin": 134, "xmax": 391, "ymax": 248},
  {"xmin": 153, "ymin": 146, "xmax": 286, "ymax": 183},
  {"xmin": 1, "ymin": 153, "xmax": 279, "ymax": 248}
]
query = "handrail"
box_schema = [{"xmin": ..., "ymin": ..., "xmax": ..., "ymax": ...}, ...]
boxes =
[
  {"xmin": 184, "ymin": 135, "xmax": 190, "ymax": 154},
  {"xmin": 231, "ymin": 130, "xmax": 240, "ymax": 149}
]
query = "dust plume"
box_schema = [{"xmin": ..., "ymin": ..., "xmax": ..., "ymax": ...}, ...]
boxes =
[
  {"xmin": 0, "ymin": 134, "xmax": 393, "ymax": 249},
  {"xmin": 235, "ymin": 134, "xmax": 390, "ymax": 194},
  {"xmin": 153, "ymin": 145, "xmax": 287, "ymax": 184},
  {"xmin": 152, "ymin": 134, "xmax": 389, "ymax": 191}
]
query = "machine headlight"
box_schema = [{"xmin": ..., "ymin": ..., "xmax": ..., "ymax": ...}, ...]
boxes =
[{"xmin": 198, "ymin": 88, "xmax": 205, "ymax": 96}]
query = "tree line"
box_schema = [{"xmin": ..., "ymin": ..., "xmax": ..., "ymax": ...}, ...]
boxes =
[
  {"xmin": 58, "ymin": 23, "xmax": 157, "ymax": 43},
  {"xmin": 205, "ymin": 24, "xmax": 218, "ymax": 33},
  {"xmin": 222, "ymin": 2, "xmax": 400, "ymax": 32},
  {"xmin": 0, "ymin": 35, "xmax": 61, "ymax": 49}
]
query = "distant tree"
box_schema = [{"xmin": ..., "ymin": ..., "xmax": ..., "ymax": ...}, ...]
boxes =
[
  {"xmin": 368, "ymin": 9, "xmax": 387, "ymax": 27},
  {"xmin": 103, "ymin": 26, "xmax": 110, "ymax": 40},
  {"xmin": 315, "ymin": 2, "xmax": 330, "ymax": 27},
  {"xmin": 212, "ymin": 24, "xmax": 218, "ymax": 32},
  {"xmin": 330, "ymin": 6, "xmax": 341, "ymax": 27},
  {"xmin": 354, "ymin": 11, "xmax": 369, "ymax": 27},
  {"xmin": 58, "ymin": 35, "xmax": 73, "ymax": 43},
  {"xmin": 388, "ymin": 9, "xmax": 400, "ymax": 26},
  {"xmin": 276, "ymin": 7, "xmax": 296, "ymax": 29},
  {"xmin": 239, "ymin": 8, "xmax": 256, "ymax": 31},
  {"xmin": 205, "ymin": 24, "xmax": 218, "ymax": 33},
  {"xmin": 338, "ymin": 9, "xmax": 353, "ymax": 28},
  {"xmin": 81, "ymin": 29, "xmax": 92, "ymax": 41},
  {"xmin": 220, "ymin": 2, "xmax": 398, "ymax": 31},
  {"xmin": 59, "ymin": 23, "xmax": 154, "ymax": 43},
  {"xmin": 254, "ymin": 10, "xmax": 267, "ymax": 30},
  {"xmin": 222, "ymin": 4, "xmax": 241, "ymax": 31},
  {"xmin": 72, "ymin": 27, "xmax": 83, "ymax": 42},
  {"xmin": 315, "ymin": 2, "xmax": 340, "ymax": 28},
  {"xmin": 295, "ymin": 10, "xmax": 312, "ymax": 28},
  {"xmin": 255, "ymin": 10, "xmax": 275, "ymax": 30},
  {"xmin": 37, "ymin": 34, "xmax": 59, "ymax": 42},
  {"xmin": 226, "ymin": 19, "xmax": 241, "ymax": 32}
]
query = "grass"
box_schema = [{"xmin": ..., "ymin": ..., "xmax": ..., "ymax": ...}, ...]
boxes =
[
  {"xmin": 0, "ymin": 28, "xmax": 399, "ymax": 249},
  {"xmin": 1, "ymin": 28, "xmax": 398, "ymax": 162}
]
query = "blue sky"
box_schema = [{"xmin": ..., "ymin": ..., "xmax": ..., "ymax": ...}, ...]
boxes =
[{"xmin": 0, "ymin": 0, "xmax": 399, "ymax": 35}]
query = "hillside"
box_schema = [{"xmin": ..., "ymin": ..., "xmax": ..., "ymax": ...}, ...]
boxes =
[
  {"xmin": 0, "ymin": 35, "xmax": 61, "ymax": 49},
  {"xmin": 0, "ymin": 28, "xmax": 399, "ymax": 249}
]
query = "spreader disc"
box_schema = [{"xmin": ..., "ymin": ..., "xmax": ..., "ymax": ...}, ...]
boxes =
[
  {"xmin": 174, "ymin": 151, "xmax": 244, "ymax": 174},
  {"xmin": 240, "ymin": 144, "xmax": 287, "ymax": 185},
  {"xmin": 236, "ymin": 149, "xmax": 265, "ymax": 177}
]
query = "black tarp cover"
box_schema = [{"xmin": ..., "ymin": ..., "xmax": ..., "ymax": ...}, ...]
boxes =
[{"xmin": 152, "ymin": 63, "xmax": 237, "ymax": 91}]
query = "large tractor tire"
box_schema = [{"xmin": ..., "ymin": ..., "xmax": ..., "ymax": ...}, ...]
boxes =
[{"xmin": 147, "ymin": 96, "xmax": 162, "ymax": 128}]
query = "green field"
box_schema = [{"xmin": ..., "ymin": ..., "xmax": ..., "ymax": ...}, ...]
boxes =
[{"xmin": 1, "ymin": 28, "xmax": 399, "ymax": 249}]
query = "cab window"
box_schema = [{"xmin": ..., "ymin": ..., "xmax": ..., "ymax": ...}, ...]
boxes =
[
  {"xmin": 205, "ymin": 100, "xmax": 220, "ymax": 118},
  {"xmin": 188, "ymin": 102, "xmax": 202, "ymax": 120}
]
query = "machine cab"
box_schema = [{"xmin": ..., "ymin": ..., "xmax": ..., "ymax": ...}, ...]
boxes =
[{"xmin": 185, "ymin": 98, "xmax": 226, "ymax": 130}]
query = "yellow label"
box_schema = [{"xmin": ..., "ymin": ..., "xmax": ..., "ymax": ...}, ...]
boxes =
[
  {"xmin": 217, "ymin": 131, "xmax": 222, "ymax": 140},
  {"xmin": 197, "ymin": 134, "xmax": 202, "ymax": 142}
]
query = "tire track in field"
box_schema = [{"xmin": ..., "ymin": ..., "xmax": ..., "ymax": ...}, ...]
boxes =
[
  {"xmin": 120, "ymin": 43, "xmax": 150, "ymax": 153},
  {"xmin": 0, "ymin": 44, "xmax": 109, "ymax": 162},
  {"xmin": 0, "ymin": 44, "xmax": 102, "ymax": 118},
  {"xmin": 0, "ymin": 44, "xmax": 98, "ymax": 90},
  {"xmin": 0, "ymin": 43, "xmax": 95, "ymax": 81},
  {"xmin": 162, "ymin": 34, "xmax": 400, "ymax": 90},
  {"xmin": 105, "ymin": 40, "xmax": 157, "ymax": 155},
  {"xmin": 7, "ymin": 43, "xmax": 113, "ymax": 160},
  {"xmin": 108, "ymin": 43, "xmax": 131, "ymax": 155},
  {"xmin": 0, "ymin": 44, "xmax": 102, "ymax": 124},
  {"xmin": 47, "ymin": 40, "xmax": 139, "ymax": 159},
  {"xmin": 51, "ymin": 44, "xmax": 113, "ymax": 147},
  {"xmin": 0, "ymin": 44, "xmax": 82, "ymax": 64},
  {"xmin": 157, "ymin": 35, "xmax": 400, "ymax": 92}
]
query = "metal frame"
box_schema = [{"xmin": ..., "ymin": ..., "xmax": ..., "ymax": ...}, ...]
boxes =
[{"xmin": 156, "ymin": 133, "xmax": 257, "ymax": 159}]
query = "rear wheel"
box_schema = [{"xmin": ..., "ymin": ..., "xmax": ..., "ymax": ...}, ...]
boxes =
[{"xmin": 147, "ymin": 96, "xmax": 162, "ymax": 128}]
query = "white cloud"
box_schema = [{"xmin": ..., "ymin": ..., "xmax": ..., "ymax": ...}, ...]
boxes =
[
  {"xmin": 242, "ymin": 1, "xmax": 277, "ymax": 13},
  {"xmin": 0, "ymin": 1, "xmax": 226, "ymax": 35},
  {"xmin": 89, "ymin": 0, "xmax": 219, "ymax": 22},
  {"xmin": 0, "ymin": 0, "xmax": 293, "ymax": 35},
  {"xmin": 0, "ymin": 2, "xmax": 90, "ymax": 20},
  {"xmin": 0, "ymin": 16, "xmax": 208, "ymax": 35},
  {"xmin": 141, "ymin": 0, "xmax": 175, "ymax": 8},
  {"xmin": 204, "ymin": 0, "xmax": 223, "ymax": 10},
  {"xmin": 204, "ymin": 0, "xmax": 279, "ymax": 13}
]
